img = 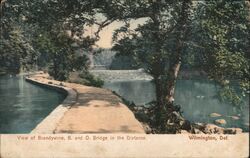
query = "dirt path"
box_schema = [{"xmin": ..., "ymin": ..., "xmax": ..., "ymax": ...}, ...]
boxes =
[{"xmin": 29, "ymin": 73, "xmax": 145, "ymax": 133}]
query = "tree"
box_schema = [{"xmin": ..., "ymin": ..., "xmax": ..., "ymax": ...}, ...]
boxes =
[
  {"xmin": 24, "ymin": 0, "xmax": 116, "ymax": 80},
  {"xmin": 1, "ymin": 0, "xmax": 249, "ymax": 133},
  {"xmin": 192, "ymin": 0, "xmax": 250, "ymax": 106},
  {"xmin": 0, "ymin": 0, "xmax": 37, "ymax": 74},
  {"xmin": 106, "ymin": 0, "xmax": 193, "ymax": 131},
  {"xmin": 104, "ymin": 0, "xmax": 249, "ymax": 132},
  {"xmin": 1, "ymin": 0, "xmax": 113, "ymax": 78}
]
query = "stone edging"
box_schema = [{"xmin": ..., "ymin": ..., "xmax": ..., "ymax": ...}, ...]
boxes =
[{"xmin": 25, "ymin": 77, "xmax": 77, "ymax": 134}]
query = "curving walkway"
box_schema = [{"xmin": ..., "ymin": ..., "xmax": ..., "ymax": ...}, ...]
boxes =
[{"xmin": 27, "ymin": 73, "xmax": 145, "ymax": 134}]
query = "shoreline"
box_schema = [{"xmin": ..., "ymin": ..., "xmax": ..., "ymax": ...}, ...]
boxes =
[
  {"xmin": 26, "ymin": 73, "xmax": 248, "ymax": 134},
  {"xmin": 26, "ymin": 73, "xmax": 145, "ymax": 134},
  {"xmin": 25, "ymin": 75, "xmax": 77, "ymax": 134},
  {"xmin": 130, "ymin": 104, "xmax": 248, "ymax": 134}
]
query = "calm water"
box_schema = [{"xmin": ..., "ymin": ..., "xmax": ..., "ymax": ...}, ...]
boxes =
[
  {"xmin": 0, "ymin": 75, "xmax": 66, "ymax": 133},
  {"xmin": 104, "ymin": 80, "xmax": 249, "ymax": 131}
]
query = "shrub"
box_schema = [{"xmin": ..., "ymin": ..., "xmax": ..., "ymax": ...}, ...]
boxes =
[
  {"xmin": 78, "ymin": 71, "xmax": 104, "ymax": 87},
  {"xmin": 48, "ymin": 65, "xmax": 68, "ymax": 81}
]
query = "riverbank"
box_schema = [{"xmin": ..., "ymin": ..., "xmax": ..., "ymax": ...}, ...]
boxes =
[
  {"xmin": 130, "ymin": 105, "xmax": 247, "ymax": 134},
  {"xmin": 90, "ymin": 70, "xmax": 249, "ymax": 133},
  {"xmin": 26, "ymin": 73, "xmax": 145, "ymax": 134}
]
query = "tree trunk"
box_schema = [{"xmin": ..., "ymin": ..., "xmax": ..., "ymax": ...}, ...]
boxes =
[
  {"xmin": 165, "ymin": 0, "xmax": 191, "ymax": 106},
  {"xmin": 153, "ymin": 75, "xmax": 167, "ymax": 129},
  {"xmin": 154, "ymin": 76, "xmax": 165, "ymax": 108},
  {"xmin": 166, "ymin": 60, "xmax": 181, "ymax": 105}
]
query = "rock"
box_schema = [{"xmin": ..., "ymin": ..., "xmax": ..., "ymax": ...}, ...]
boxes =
[
  {"xmin": 196, "ymin": 122, "xmax": 205, "ymax": 126},
  {"xmin": 142, "ymin": 123, "xmax": 152, "ymax": 134},
  {"xmin": 227, "ymin": 116, "xmax": 240, "ymax": 120},
  {"xmin": 233, "ymin": 128, "xmax": 243, "ymax": 134},
  {"xmin": 195, "ymin": 123, "xmax": 244, "ymax": 134},
  {"xmin": 224, "ymin": 128, "xmax": 243, "ymax": 134},
  {"xmin": 137, "ymin": 68, "xmax": 144, "ymax": 72},
  {"xmin": 134, "ymin": 106, "xmax": 143, "ymax": 111},
  {"xmin": 209, "ymin": 113, "xmax": 222, "ymax": 117},
  {"xmin": 214, "ymin": 119, "xmax": 227, "ymax": 125},
  {"xmin": 138, "ymin": 106, "xmax": 144, "ymax": 110},
  {"xmin": 192, "ymin": 123, "xmax": 205, "ymax": 132},
  {"xmin": 203, "ymin": 124, "xmax": 224, "ymax": 134},
  {"xmin": 48, "ymin": 81, "xmax": 53, "ymax": 84},
  {"xmin": 194, "ymin": 128, "xmax": 204, "ymax": 134}
]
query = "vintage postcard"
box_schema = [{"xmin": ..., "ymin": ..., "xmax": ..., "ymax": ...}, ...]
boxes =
[{"xmin": 0, "ymin": 0, "xmax": 249, "ymax": 157}]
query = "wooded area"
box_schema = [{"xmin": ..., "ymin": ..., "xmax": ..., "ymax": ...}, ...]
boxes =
[{"xmin": 1, "ymin": 0, "xmax": 249, "ymax": 133}]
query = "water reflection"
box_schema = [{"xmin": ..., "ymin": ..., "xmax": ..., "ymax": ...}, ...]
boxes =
[
  {"xmin": 0, "ymin": 75, "xmax": 66, "ymax": 133},
  {"xmin": 175, "ymin": 80, "xmax": 249, "ymax": 131},
  {"xmin": 103, "ymin": 79, "xmax": 249, "ymax": 131}
]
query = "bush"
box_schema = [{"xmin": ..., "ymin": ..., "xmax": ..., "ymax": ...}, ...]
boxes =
[
  {"xmin": 78, "ymin": 71, "xmax": 104, "ymax": 87},
  {"xmin": 48, "ymin": 66, "xmax": 68, "ymax": 81}
]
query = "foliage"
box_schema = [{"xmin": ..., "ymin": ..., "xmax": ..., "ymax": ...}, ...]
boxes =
[
  {"xmin": 1, "ymin": 0, "xmax": 111, "ymax": 79},
  {"xmin": 105, "ymin": 0, "xmax": 249, "ymax": 132},
  {"xmin": 0, "ymin": 0, "xmax": 37, "ymax": 73},
  {"xmin": 1, "ymin": 0, "xmax": 249, "ymax": 133},
  {"xmin": 111, "ymin": 0, "xmax": 249, "ymax": 106},
  {"xmin": 33, "ymin": 28, "xmax": 90, "ymax": 81},
  {"xmin": 192, "ymin": 0, "xmax": 250, "ymax": 105},
  {"xmin": 78, "ymin": 71, "xmax": 104, "ymax": 87},
  {"xmin": 106, "ymin": 0, "xmax": 194, "ymax": 131}
]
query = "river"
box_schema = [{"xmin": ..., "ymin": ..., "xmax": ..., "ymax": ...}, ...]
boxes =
[
  {"xmin": 0, "ymin": 75, "xmax": 66, "ymax": 133},
  {"xmin": 91, "ymin": 70, "xmax": 249, "ymax": 131}
]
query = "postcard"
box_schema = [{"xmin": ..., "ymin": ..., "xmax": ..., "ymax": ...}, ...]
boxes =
[{"xmin": 0, "ymin": 0, "xmax": 249, "ymax": 157}]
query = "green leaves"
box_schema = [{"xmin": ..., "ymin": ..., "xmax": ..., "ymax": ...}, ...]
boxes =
[
  {"xmin": 219, "ymin": 85, "xmax": 244, "ymax": 107},
  {"xmin": 192, "ymin": 0, "xmax": 250, "ymax": 106},
  {"xmin": 0, "ymin": 25, "xmax": 36, "ymax": 73}
]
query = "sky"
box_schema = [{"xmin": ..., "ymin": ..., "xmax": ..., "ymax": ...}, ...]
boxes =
[
  {"xmin": 87, "ymin": 18, "xmax": 147, "ymax": 48},
  {"xmin": 95, "ymin": 21, "xmax": 123, "ymax": 48}
]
